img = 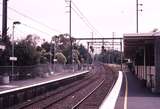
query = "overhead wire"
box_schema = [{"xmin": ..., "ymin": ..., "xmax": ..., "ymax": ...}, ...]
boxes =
[
  {"xmin": 65, "ymin": 0, "xmax": 98, "ymax": 36},
  {"xmin": 1, "ymin": 1, "xmax": 103, "ymax": 37},
  {"xmin": 71, "ymin": 7, "xmax": 93, "ymax": 31},
  {"xmin": 64, "ymin": 0, "xmax": 110, "ymax": 50},
  {"xmin": 0, "ymin": 14, "xmax": 52, "ymax": 37},
  {"xmin": 71, "ymin": 1, "xmax": 104, "ymax": 38},
  {"xmin": 65, "ymin": 0, "xmax": 95, "ymax": 33},
  {"xmin": 71, "ymin": 2, "xmax": 96, "ymax": 30},
  {"xmin": 21, "ymin": 23, "xmax": 52, "ymax": 36},
  {"xmin": 0, "ymin": 2, "xmax": 62, "ymax": 34}
]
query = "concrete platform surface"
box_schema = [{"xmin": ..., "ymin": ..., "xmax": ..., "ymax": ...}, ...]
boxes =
[
  {"xmin": 115, "ymin": 70, "xmax": 160, "ymax": 109},
  {"xmin": 0, "ymin": 70, "xmax": 86, "ymax": 93}
]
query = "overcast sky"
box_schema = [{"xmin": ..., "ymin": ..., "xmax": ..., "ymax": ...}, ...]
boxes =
[{"xmin": 0, "ymin": 0, "xmax": 160, "ymax": 41}]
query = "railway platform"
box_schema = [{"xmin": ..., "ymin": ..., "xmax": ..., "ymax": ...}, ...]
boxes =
[
  {"xmin": 0, "ymin": 70, "xmax": 89, "ymax": 94},
  {"xmin": 0, "ymin": 69, "xmax": 89, "ymax": 108},
  {"xmin": 0, "ymin": 72, "xmax": 63, "ymax": 92},
  {"xmin": 115, "ymin": 69, "xmax": 160, "ymax": 109}
]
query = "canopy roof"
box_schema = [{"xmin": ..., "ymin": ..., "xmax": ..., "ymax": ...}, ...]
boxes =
[{"xmin": 123, "ymin": 32, "xmax": 160, "ymax": 58}]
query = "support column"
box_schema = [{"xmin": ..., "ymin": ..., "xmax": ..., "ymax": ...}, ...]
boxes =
[
  {"xmin": 120, "ymin": 39, "xmax": 123, "ymax": 70},
  {"xmin": 144, "ymin": 46, "xmax": 146, "ymax": 80}
]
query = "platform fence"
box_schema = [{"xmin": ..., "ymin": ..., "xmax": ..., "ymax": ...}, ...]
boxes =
[{"xmin": 0, "ymin": 63, "xmax": 90, "ymax": 81}]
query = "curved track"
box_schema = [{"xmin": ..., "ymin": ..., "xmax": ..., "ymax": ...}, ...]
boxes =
[{"xmin": 12, "ymin": 63, "xmax": 117, "ymax": 109}]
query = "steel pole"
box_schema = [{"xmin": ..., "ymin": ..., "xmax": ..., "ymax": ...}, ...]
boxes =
[
  {"xmin": 49, "ymin": 39, "xmax": 53, "ymax": 74},
  {"xmin": 11, "ymin": 21, "xmax": 21, "ymax": 80},
  {"xmin": 69, "ymin": 0, "xmax": 72, "ymax": 64},
  {"xmin": 120, "ymin": 40, "xmax": 123, "ymax": 70},
  {"xmin": 136, "ymin": 0, "xmax": 139, "ymax": 33},
  {"xmin": 11, "ymin": 24, "xmax": 15, "ymax": 80},
  {"xmin": 54, "ymin": 38, "xmax": 57, "ymax": 73},
  {"xmin": 50, "ymin": 39, "xmax": 52, "ymax": 65},
  {"xmin": 2, "ymin": 0, "xmax": 8, "ymax": 41}
]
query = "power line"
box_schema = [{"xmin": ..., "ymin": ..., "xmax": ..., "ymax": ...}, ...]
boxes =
[
  {"xmin": 0, "ymin": 14, "xmax": 52, "ymax": 36},
  {"xmin": 21, "ymin": 23, "xmax": 52, "ymax": 36},
  {"xmin": 0, "ymin": 14, "xmax": 16, "ymax": 21},
  {"xmin": 71, "ymin": 7, "xmax": 102, "ymax": 37},
  {"xmin": 71, "ymin": 1, "xmax": 104, "ymax": 37},
  {"xmin": 71, "ymin": 2, "xmax": 94, "ymax": 28},
  {"xmin": 65, "ymin": 0, "xmax": 99, "ymax": 36},
  {"xmin": 14, "ymin": 28, "xmax": 27, "ymax": 36},
  {"xmin": 71, "ymin": 7, "xmax": 94, "ymax": 32},
  {"xmin": 0, "ymin": 2, "xmax": 62, "ymax": 34},
  {"xmin": 1, "ymin": 1, "xmax": 103, "ymax": 37},
  {"xmin": 65, "ymin": 0, "xmax": 94, "ymax": 32}
]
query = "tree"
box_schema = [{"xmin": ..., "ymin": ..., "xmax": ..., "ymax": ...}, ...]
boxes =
[
  {"xmin": 41, "ymin": 41, "xmax": 51, "ymax": 52},
  {"xmin": 52, "ymin": 34, "xmax": 76, "ymax": 64},
  {"xmin": 14, "ymin": 35, "xmax": 41, "ymax": 66},
  {"xmin": 15, "ymin": 40, "xmax": 40, "ymax": 66},
  {"xmin": 78, "ymin": 44, "xmax": 89, "ymax": 63},
  {"xmin": 0, "ymin": 35, "xmax": 12, "ymax": 66},
  {"xmin": 25, "ymin": 34, "xmax": 40, "ymax": 47},
  {"xmin": 73, "ymin": 48, "xmax": 80, "ymax": 64},
  {"xmin": 55, "ymin": 52, "xmax": 67, "ymax": 64},
  {"xmin": 97, "ymin": 46, "xmax": 122, "ymax": 64}
]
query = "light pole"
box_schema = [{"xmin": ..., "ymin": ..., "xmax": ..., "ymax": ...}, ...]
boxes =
[
  {"xmin": 50, "ymin": 36, "xmax": 59, "ymax": 74},
  {"xmin": 65, "ymin": 0, "xmax": 73, "ymax": 66},
  {"xmin": 69, "ymin": 0, "xmax": 73, "ymax": 64},
  {"xmin": 49, "ymin": 37, "xmax": 53, "ymax": 74},
  {"xmin": 11, "ymin": 21, "xmax": 21, "ymax": 80},
  {"xmin": 50, "ymin": 38, "xmax": 53, "ymax": 65}
]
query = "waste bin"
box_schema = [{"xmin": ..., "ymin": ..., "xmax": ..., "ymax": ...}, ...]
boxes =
[{"xmin": 2, "ymin": 73, "xmax": 10, "ymax": 84}]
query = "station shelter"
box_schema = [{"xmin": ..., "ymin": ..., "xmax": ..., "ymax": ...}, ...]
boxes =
[{"xmin": 124, "ymin": 32, "xmax": 160, "ymax": 92}]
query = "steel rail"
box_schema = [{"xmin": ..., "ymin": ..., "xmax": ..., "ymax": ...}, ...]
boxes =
[{"xmin": 71, "ymin": 80, "xmax": 105, "ymax": 109}]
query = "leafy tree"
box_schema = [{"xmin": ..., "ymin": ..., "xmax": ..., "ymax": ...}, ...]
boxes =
[
  {"xmin": 25, "ymin": 34, "xmax": 40, "ymax": 47},
  {"xmin": 40, "ymin": 40, "xmax": 56, "ymax": 63},
  {"xmin": 73, "ymin": 48, "xmax": 80, "ymax": 64},
  {"xmin": 0, "ymin": 35, "xmax": 12, "ymax": 66},
  {"xmin": 36, "ymin": 46, "xmax": 43, "ymax": 52},
  {"xmin": 14, "ymin": 40, "xmax": 40, "ymax": 66},
  {"xmin": 62, "ymin": 46, "xmax": 71, "ymax": 64},
  {"xmin": 13, "ymin": 34, "xmax": 41, "ymax": 66},
  {"xmin": 38, "ymin": 49, "xmax": 49, "ymax": 64},
  {"xmin": 41, "ymin": 41, "xmax": 51, "ymax": 52},
  {"xmin": 55, "ymin": 52, "xmax": 67, "ymax": 64},
  {"xmin": 78, "ymin": 44, "xmax": 89, "ymax": 63},
  {"xmin": 97, "ymin": 46, "xmax": 122, "ymax": 64},
  {"xmin": 52, "ymin": 34, "xmax": 75, "ymax": 64}
]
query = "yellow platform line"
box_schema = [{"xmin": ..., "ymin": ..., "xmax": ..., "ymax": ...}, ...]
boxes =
[{"xmin": 124, "ymin": 72, "xmax": 128, "ymax": 109}]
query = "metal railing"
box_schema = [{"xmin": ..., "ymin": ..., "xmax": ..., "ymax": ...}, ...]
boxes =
[{"xmin": 0, "ymin": 63, "xmax": 90, "ymax": 81}]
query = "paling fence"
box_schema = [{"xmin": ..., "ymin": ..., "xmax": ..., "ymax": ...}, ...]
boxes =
[{"xmin": 0, "ymin": 64, "xmax": 90, "ymax": 81}]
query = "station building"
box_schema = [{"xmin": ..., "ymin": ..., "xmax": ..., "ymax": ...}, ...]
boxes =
[{"xmin": 124, "ymin": 32, "xmax": 160, "ymax": 93}]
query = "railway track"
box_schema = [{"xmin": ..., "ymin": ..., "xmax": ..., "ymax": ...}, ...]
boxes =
[
  {"xmin": 70, "ymin": 64, "xmax": 117, "ymax": 109},
  {"xmin": 71, "ymin": 80, "xmax": 105, "ymax": 109},
  {"xmin": 11, "ymin": 64, "xmax": 117, "ymax": 109},
  {"xmin": 9, "ymin": 71, "xmax": 94, "ymax": 109}
]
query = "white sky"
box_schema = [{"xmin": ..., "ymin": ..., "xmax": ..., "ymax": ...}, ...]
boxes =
[{"xmin": 0, "ymin": 0, "xmax": 160, "ymax": 41}]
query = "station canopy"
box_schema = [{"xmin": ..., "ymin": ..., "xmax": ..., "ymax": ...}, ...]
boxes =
[{"xmin": 123, "ymin": 32, "xmax": 160, "ymax": 59}]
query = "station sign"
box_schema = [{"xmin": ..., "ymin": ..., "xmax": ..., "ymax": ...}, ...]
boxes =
[
  {"xmin": 9, "ymin": 57, "xmax": 17, "ymax": 61},
  {"xmin": 53, "ymin": 59, "xmax": 57, "ymax": 62},
  {"xmin": 0, "ymin": 45, "xmax": 5, "ymax": 50}
]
